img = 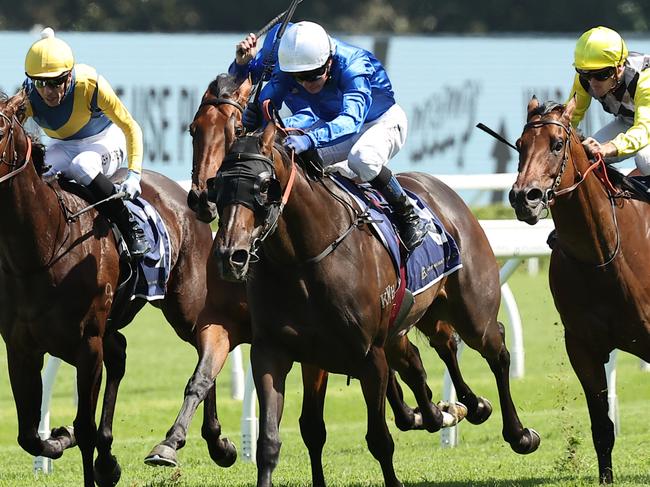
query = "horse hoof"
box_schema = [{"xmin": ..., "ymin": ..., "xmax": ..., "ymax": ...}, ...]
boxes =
[
  {"xmin": 466, "ymin": 397, "xmax": 493, "ymax": 425},
  {"xmin": 208, "ymin": 437, "xmax": 237, "ymax": 468},
  {"xmin": 144, "ymin": 444, "xmax": 179, "ymax": 467},
  {"xmin": 510, "ymin": 428, "xmax": 541, "ymax": 455},
  {"xmin": 51, "ymin": 425, "xmax": 77, "ymax": 449},
  {"xmin": 94, "ymin": 454, "xmax": 121, "ymax": 487},
  {"xmin": 437, "ymin": 401, "xmax": 468, "ymax": 427}
]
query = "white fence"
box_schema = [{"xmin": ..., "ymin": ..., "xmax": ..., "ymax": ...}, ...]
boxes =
[{"xmin": 33, "ymin": 173, "xmax": 626, "ymax": 471}]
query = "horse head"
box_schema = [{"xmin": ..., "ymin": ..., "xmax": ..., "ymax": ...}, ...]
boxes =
[
  {"xmin": 0, "ymin": 91, "xmax": 37, "ymax": 183},
  {"xmin": 509, "ymin": 97, "xmax": 581, "ymax": 224},
  {"xmin": 212, "ymin": 121, "xmax": 289, "ymax": 281},
  {"xmin": 188, "ymin": 74, "xmax": 251, "ymax": 222}
]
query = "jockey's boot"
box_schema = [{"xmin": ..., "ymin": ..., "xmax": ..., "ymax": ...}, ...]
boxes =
[
  {"xmin": 87, "ymin": 173, "xmax": 151, "ymax": 259},
  {"xmin": 370, "ymin": 167, "xmax": 428, "ymax": 252}
]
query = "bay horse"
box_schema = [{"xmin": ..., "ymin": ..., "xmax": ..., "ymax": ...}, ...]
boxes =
[
  {"xmin": 148, "ymin": 74, "xmax": 470, "ymax": 474},
  {"xmin": 510, "ymin": 97, "xmax": 650, "ymax": 484},
  {"xmin": 0, "ymin": 90, "xmax": 230, "ymax": 487},
  {"xmin": 212, "ymin": 120, "xmax": 540, "ymax": 486}
]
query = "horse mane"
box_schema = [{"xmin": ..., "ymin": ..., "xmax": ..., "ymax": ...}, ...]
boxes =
[
  {"xmin": 530, "ymin": 100, "xmax": 565, "ymax": 118},
  {"xmin": 208, "ymin": 74, "xmax": 241, "ymax": 99}
]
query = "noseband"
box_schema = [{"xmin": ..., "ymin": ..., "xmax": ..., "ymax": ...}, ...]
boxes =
[{"xmin": 0, "ymin": 110, "xmax": 32, "ymax": 184}]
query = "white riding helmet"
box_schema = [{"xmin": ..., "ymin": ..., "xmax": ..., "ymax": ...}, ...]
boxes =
[{"xmin": 278, "ymin": 21, "xmax": 333, "ymax": 73}]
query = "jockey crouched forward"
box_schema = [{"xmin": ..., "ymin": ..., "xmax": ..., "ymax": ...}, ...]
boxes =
[
  {"xmin": 242, "ymin": 21, "xmax": 428, "ymax": 252},
  {"xmin": 23, "ymin": 28, "xmax": 150, "ymax": 259}
]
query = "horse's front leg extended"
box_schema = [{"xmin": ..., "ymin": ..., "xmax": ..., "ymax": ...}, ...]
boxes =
[
  {"xmin": 145, "ymin": 320, "xmax": 234, "ymax": 468},
  {"xmin": 565, "ymin": 333, "xmax": 615, "ymax": 484},
  {"xmin": 75, "ymin": 334, "xmax": 104, "ymax": 487},
  {"xmin": 6, "ymin": 347, "xmax": 75, "ymax": 458},
  {"xmin": 94, "ymin": 331, "xmax": 126, "ymax": 487},
  {"xmin": 251, "ymin": 340, "xmax": 292, "ymax": 487}
]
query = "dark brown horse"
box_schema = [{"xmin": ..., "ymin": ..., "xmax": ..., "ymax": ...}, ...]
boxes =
[
  {"xmin": 147, "ymin": 75, "xmax": 469, "ymax": 474},
  {"xmin": 0, "ymin": 90, "xmax": 226, "ymax": 487},
  {"xmin": 212, "ymin": 120, "xmax": 540, "ymax": 486},
  {"xmin": 510, "ymin": 97, "xmax": 650, "ymax": 484}
]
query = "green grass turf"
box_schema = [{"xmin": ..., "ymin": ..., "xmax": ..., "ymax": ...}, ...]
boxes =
[{"xmin": 0, "ymin": 262, "xmax": 649, "ymax": 486}]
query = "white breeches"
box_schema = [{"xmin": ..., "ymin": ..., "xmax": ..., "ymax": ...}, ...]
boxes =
[{"xmin": 592, "ymin": 117, "xmax": 650, "ymax": 175}]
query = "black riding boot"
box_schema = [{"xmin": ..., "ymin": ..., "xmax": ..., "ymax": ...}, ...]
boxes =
[
  {"xmin": 87, "ymin": 173, "xmax": 151, "ymax": 259},
  {"xmin": 370, "ymin": 167, "xmax": 428, "ymax": 252}
]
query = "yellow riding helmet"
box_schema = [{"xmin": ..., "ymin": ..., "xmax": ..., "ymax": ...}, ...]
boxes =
[
  {"xmin": 25, "ymin": 28, "xmax": 74, "ymax": 78},
  {"xmin": 574, "ymin": 26, "xmax": 628, "ymax": 71}
]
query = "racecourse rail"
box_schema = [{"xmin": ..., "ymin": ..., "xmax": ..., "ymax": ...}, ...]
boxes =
[{"xmin": 32, "ymin": 173, "xmax": 625, "ymax": 472}]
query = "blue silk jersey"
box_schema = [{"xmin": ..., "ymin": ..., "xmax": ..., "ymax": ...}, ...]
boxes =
[
  {"xmin": 24, "ymin": 64, "xmax": 143, "ymax": 171},
  {"xmin": 228, "ymin": 23, "xmax": 315, "ymax": 127},
  {"xmin": 258, "ymin": 37, "xmax": 396, "ymax": 148}
]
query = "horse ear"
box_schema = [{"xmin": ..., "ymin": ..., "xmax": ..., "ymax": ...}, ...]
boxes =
[
  {"xmin": 526, "ymin": 96, "xmax": 539, "ymax": 119},
  {"xmin": 260, "ymin": 121, "xmax": 276, "ymax": 156},
  {"xmin": 8, "ymin": 90, "xmax": 28, "ymax": 121},
  {"xmin": 562, "ymin": 95, "xmax": 577, "ymax": 125},
  {"xmin": 224, "ymin": 114, "xmax": 237, "ymax": 150}
]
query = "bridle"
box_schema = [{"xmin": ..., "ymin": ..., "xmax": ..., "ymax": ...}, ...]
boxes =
[
  {"xmin": 196, "ymin": 97, "xmax": 245, "ymax": 115},
  {"xmin": 0, "ymin": 110, "xmax": 32, "ymax": 184},
  {"xmin": 522, "ymin": 116, "xmax": 621, "ymax": 267}
]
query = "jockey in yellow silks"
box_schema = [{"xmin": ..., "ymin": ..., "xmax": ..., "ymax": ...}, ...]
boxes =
[
  {"xmin": 22, "ymin": 27, "xmax": 149, "ymax": 258},
  {"xmin": 568, "ymin": 26, "xmax": 650, "ymax": 174}
]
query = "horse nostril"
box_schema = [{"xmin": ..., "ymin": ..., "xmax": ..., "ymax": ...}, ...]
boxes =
[
  {"xmin": 187, "ymin": 189, "xmax": 199, "ymax": 211},
  {"xmin": 230, "ymin": 249, "xmax": 250, "ymax": 269},
  {"xmin": 525, "ymin": 187, "xmax": 543, "ymax": 204},
  {"xmin": 508, "ymin": 189, "xmax": 517, "ymax": 207}
]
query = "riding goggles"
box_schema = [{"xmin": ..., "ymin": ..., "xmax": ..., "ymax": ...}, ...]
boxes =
[
  {"xmin": 575, "ymin": 66, "xmax": 616, "ymax": 82},
  {"xmin": 291, "ymin": 63, "xmax": 329, "ymax": 83},
  {"xmin": 32, "ymin": 74, "xmax": 69, "ymax": 89}
]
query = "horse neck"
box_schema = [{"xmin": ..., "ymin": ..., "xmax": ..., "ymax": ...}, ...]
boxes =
[
  {"xmin": 550, "ymin": 137, "xmax": 618, "ymax": 263},
  {"xmin": 0, "ymin": 160, "xmax": 67, "ymax": 271},
  {"xmin": 266, "ymin": 169, "xmax": 355, "ymax": 266}
]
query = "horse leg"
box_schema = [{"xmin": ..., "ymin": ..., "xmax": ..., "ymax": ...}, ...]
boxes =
[
  {"xmin": 385, "ymin": 335, "xmax": 448, "ymax": 433},
  {"xmin": 428, "ymin": 320, "xmax": 493, "ymax": 425},
  {"xmin": 565, "ymin": 332, "xmax": 614, "ymax": 484},
  {"xmin": 93, "ymin": 331, "xmax": 126, "ymax": 487},
  {"xmin": 74, "ymin": 334, "xmax": 105, "ymax": 487},
  {"xmin": 359, "ymin": 345, "xmax": 402, "ymax": 487},
  {"xmin": 299, "ymin": 365, "xmax": 328, "ymax": 487},
  {"xmin": 201, "ymin": 381, "xmax": 237, "ymax": 467},
  {"xmin": 251, "ymin": 341, "xmax": 293, "ymax": 487},
  {"xmin": 6, "ymin": 348, "xmax": 76, "ymax": 459},
  {"xmin": 145, "ymin": 319, "xmax": 234, "ymax": 467}
]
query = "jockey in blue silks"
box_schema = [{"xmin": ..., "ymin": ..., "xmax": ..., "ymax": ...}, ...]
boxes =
[
  {"xmin": 229, "ymin": 23, "xmax": 316, "ymax": 129},
  {"xmin": 242, "ymin": 21, "xmax": 427, "ymax": 251}
]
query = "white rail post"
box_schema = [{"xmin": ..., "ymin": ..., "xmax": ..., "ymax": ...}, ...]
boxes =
[
  {"xmin": 33, "ymin": 356, "xmax": 62, "ymax": 474},
  {"xmin": 230, "ymin": 345, "xmax": 245, "ymax": 400},
  {"xmin": 441, "ymin": 340, "xmax": 464, "ymax": 448},
  {"xmin": 605, "ymin": 350, "xmax": 620, "ymax": 436},
  {"xmin": 240, "ymin": 365, "xmax": 258, "ymax": 463}
]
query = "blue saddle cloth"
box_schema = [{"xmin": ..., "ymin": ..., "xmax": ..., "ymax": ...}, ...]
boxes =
[
  {"xmin": 122, "ymin": 198, "xmax": 172, "ymax": 301},
  {"xmin": 332, "ymin": 175, "xmax": 462, "ymax": 295}
]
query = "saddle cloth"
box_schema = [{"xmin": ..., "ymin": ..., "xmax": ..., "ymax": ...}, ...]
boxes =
[
  {"xmin": 120, "ymin": 198, "xmax": 172, "ymax": 301},
  {"xmin": 331, "ymin": 175, "xmax": 462, "ymax": 295}
]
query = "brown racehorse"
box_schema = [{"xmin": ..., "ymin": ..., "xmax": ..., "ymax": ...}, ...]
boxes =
[
  {"xmin": 0, "ymin": 90, "xmax": 229, "ymax": 487},
  {"xmin": 510, "ymin": 97, "xmax": 650, "ymax": 485},
  {"xmin": 147, "ymin": 75, "xmax": 470, "ymax": 474},
  {"xmin": 212, "ymin": 120, "xmax": 540, "ymax": 487}
]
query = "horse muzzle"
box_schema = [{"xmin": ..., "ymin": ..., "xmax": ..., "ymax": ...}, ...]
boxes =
[
  {"xmin": 509, "ymin": 186, "xmax": 545, "ymax": 225},
  {"xmin": 213, "ymin": 243, "xmax": 250, "ymax": 282},
  {"xmin": 187, "ymin": 189, "xmax": 219, "ymax": 223}
]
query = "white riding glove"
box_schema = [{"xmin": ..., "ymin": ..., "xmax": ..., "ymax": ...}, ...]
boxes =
[{"xmin": 119, "ymin": 170, "xmax": 142, "ymax": 199}]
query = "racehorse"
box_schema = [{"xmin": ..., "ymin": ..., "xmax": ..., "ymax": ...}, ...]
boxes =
[
  {"xmin": 212, "ymin": 119, "xmax": 540, "ymax": 486},
  {"xmin": 0, "ymin": 90, "xmax": 226, "ymax": 487},
  {"xmin": 510, "ymin": 97, "xmax": 650, "ymax": 485},
  {"xmin": 147, "ymin": 74, "xmax": 471, "ymax": 474}
]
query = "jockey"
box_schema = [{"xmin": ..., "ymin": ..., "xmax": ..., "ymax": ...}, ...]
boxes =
[
  {"xmin": 23, "ymin": 28, "xmax": 150, "ymax": 259},
  {"xmin": 568, "ymin": 26, "xmax": 650, "ymax": 174},
  {"xmin": 229, "ymin": 23, "xmax": 315, "ymax": 128},
  {"xmin": 242, "ymin": 21, "xmax": 428, "ymax": 252}
]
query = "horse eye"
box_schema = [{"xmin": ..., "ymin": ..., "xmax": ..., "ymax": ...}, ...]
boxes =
[{"xmin": 551, "ymin": 139, "xmax": 564, "ymax": 153}]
